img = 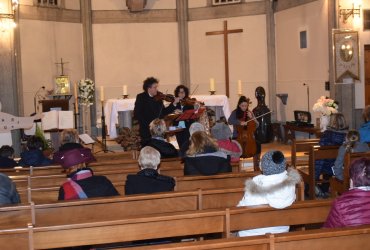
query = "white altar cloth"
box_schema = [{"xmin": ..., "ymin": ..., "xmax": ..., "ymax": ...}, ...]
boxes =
[{"xmin": 105, "ymin": 95, "xmax": 231, "ymax": 139}]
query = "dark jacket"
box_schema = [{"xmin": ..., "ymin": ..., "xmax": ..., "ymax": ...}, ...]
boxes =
[
  {"xmin": 134, "ymin": 92, "xmax": 176, "ymax": 144},
  {"xmin": 315, "ymin": 129, "xmax": 346, "ymax": 179},
  {"xmin": 173, "ymin": 103, "xmax": 194, "ymax": 147},
  {"xmin": 324, "ymin": 188, "xmax": 370, "ymax": 228},
  {"xmin": 59, "ymin": 142, "xmax": 84, "ymax": 152},
  {"xmin": 145, "ymin": 138, "xmax": 178, "ymax": 158},
  {"xmin": 359, "ymin": 121, "xmax": 370, "ymax": 143},
  {"xmin": 58, "ymin": 168, "xmax": 119, "ymax": 200},
  {"xmin": 183, "ymin": 147, "xmax": 232, "ymax": 176},
  {"xmin": 125, "ymin": 168, "xmax": 175, "ymax": 195},
  {"xmin": 18, "ymin": 149, "xmax": 53, "ymax": 167},
  {"xmin": 0, "ymin": 173, "xmax": 20, "ymax": 205},
  {"xmin": 53, "ymin": 143, "xmax": 85, "ymax": 165},
  {"xmin": 0, "ymin": 157, "xmax": 18, "ymax": 168}
]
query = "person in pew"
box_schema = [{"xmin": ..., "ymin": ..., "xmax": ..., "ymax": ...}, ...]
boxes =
[
  {"xmin": 18, "ymin": 135, "xmax": 53, "ymax": 167},
  {"xmin": 332, "ymin": 130, "xmax": 370, "ymax": 181},
  {"xmin": 183, "ymin": 131, "xmax": 232, "ymax": 175},
  {"xmin": 179, "ymin": 122, "xmax": 205, "ymax": 158},
  {"xmin": 315, "ymin": 113, "xmax": 348, "ymax": 197},
  {"xmin": 53, "ymin": 129, "xmax": 85, "ymax": 165},
  {"xmin": 324, "ymin": 158, "xmax": 370, "ymax": 228},
  {"xmin": 0, "ymin": 173, "xmax": 20, "ymax": 205},
  {"xmin": 144, "ymin": 118, "xmax": 179, "ymax": 158},
  {"xmin": 0, "ymin": 145, "xmax": 18, "ymax": 168},
  {"xmin": 58, "ymin": 148, "xmax": 119, "ymax": 200},
  {"xmin": 125, "ymin": 146, "xmax": 175, "ymax": 195},
  {"xmin": 211, "ymin": 120, "xmax": 242, "ymax": 163},
  {"xmin": 237, "ymin": 150, "xmax": 301, "ymax": 237},
  {"xmin": 359, "ymin": 105, "xmax": 370, "ymax": 143}
]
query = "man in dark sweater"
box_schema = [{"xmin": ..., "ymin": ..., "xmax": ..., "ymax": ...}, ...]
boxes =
[{"xmin": 134, "ymin": 77, "xmax": 179, "ymax": 146}]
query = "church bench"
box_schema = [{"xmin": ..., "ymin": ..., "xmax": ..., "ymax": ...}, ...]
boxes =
[
  {"xmin": 290, "ymin": 138, "xmax": 320, "ymax": 167},
  {"xmin": 0, "ymin": 226, "xmax": 31, "ymax": 250},
  {"xmin": 297, "ymin": 145, "xmax": 340, "ymax": 199},
  {"xmin": 30, "ymin": 200, "xmax": 333, "ymax": 249},
  {"xmin": 0, "ymin": 204, "xmax": 32, "ymax": 230},
  {"xmin": 93, "ymin": 150, "xmax": 137, "ymax": 161},
  {"xmin": 330, "ymin": 151, "xmax": 370, "ymax": 197}
]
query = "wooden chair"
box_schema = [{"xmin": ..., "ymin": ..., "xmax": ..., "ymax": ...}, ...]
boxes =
[
  {"xmin": 330, "ymin": 151, "xmax": 370, "ymax": 197},
  {"xmin": 290, "ymin": 138, "xmax": 320, "ymax": 167}
]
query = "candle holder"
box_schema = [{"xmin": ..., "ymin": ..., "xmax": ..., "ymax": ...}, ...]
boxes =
[
  {"xmin": 122, "ymin": 94, "xmax": 129, "ymax": 99},
  {"xmin": 209, "ymin": 91, "xmax": 216, "ymax": 95}
]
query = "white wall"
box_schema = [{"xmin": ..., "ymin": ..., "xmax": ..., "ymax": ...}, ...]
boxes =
[
  {"xmin": 189, "ymin": 0, "xmax": 208, "ymax": 8},
  {"xmin": 92, "ymin": 0, "xmax": 127, "ymax": 10},
  {"xmin": 189, "ymin": 15, "xmax": 269, "ymax": 111},
  {"xmin": 19, "ymin": 20, "xmax": 84, "ymax": 115},
  {"xmin": 275, "ymin": 0, "xmax": 329, "ymax": 122}
]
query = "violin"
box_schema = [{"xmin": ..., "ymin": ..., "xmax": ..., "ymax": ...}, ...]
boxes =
[
  {"xmin": 180, "ymin": 97, "xmax": 204, "ymax": 107},
  {"xmin": 153, "ymin": 91, "xmax": 175, "ymax": 102}
]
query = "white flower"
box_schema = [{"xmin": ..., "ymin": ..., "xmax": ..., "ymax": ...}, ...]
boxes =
[
  {"xmin": 78, "ymin": 79, "xmax": 95, "ymax": 106},
  {"xmin": 312, "ymin": 96, "xmax": 338, "ymax": 116}
]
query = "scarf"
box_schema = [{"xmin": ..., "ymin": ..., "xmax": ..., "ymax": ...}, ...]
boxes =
[{"xmin": 62, "ymin": 169, "xmax": 92, "ymax": 200}]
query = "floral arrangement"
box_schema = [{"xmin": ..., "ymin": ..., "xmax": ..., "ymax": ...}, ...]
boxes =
[
  {"xmin": 312, "ymin": 96, "xmax": 339, "ymax": 116},
  {"xmin": 78, "ymin": 79, "xmax": 95, "ymax": 106}
]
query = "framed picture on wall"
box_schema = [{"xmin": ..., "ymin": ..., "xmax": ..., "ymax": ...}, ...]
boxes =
[
  {"xmin": 55, "ymin": 75, "xmax": 70, "ymax": 95},
  {"xmin": 333, "ymin": 30, "xmax": 360, "ymax": 82}
]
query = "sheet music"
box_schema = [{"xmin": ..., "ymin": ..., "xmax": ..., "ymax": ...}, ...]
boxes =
[
  {"xmin": 42, "ymin": 110, "xmax": 73, "ymax": 130},
  {"xmin": 58, "ymin": 111, "xmax": 73, "ymax": 129},
  {"xmin": 79, "ymin": 133, "xmax": 95, "ymax": 144}
]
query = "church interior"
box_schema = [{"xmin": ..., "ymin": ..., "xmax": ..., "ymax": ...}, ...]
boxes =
[{"xmin": 0, "ymin": 0, "xmax": 370, "ymax": 249}]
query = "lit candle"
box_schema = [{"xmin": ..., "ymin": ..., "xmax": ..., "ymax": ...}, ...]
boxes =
[
  {"xmin": 74, "ymin": 83, "xmax": 78, "ymax": 113},
  {"xmin": 210, "ymin": 78, "xmax": 215, "ymax": 91},
  {"xmin": 237, "ymin": 80, "xmax": 242, "ymax": 95},
  {"xmin": 123, "ymin": 85, "xmax": 127, "ymax": 95},
  {"xmin": 100, "ymin": 86, "xmax": 104, "ymax": 102}
]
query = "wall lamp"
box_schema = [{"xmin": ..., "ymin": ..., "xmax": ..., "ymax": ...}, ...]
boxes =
[
  {"xmin": 339, "ymin": 3, "xmax": 361, "ymax": 24},
  {"xmin": 0, "ymin": 0, "xmax": 18, "ymax": 31}
]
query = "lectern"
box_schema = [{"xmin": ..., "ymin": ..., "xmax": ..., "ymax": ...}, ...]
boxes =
[{"xmin": 40, "ymin": 99, "xmax": 69, "ymax": 112}]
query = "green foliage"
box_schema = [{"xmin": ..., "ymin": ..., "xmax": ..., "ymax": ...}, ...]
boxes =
[{"xmin": 35, "ymin": 124, "xmax": 53, "ymax": 150}]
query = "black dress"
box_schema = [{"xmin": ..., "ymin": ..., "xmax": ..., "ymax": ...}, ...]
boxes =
[{"xmin": 173, "ymin": 103, "xmax": 194, "ymax": 148}]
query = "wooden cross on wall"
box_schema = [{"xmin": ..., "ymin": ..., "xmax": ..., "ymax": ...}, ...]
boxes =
[
  {"xmin": 55, "ymin": 58, "xmax": 69, "ymax": 76},
  {"xmin": 206, "ymin": 20, "xmax": 243, "ymax": 97}
]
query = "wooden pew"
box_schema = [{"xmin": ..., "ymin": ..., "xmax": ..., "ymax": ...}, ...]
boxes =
[
  {"xmin": 290, "ymin": 138, "xmax": 320, "ymax": 167},
  {"xmin": 0, "ymin": 227, "xmax": 31, "ymax": 250},
  {"xmin": 297, "ymin": 145, "xmax": 340, "ymax": 199},
  {"xmin": 93, "ymin": 150, "xmax": 137, "ymax": 161},
  {"xmin": 330, "ymin": 151, "xmax": 370, "ymax": 197},
  {"xmin": 30, "ymin": 200, "xmax": 333, "ymax": 249}
]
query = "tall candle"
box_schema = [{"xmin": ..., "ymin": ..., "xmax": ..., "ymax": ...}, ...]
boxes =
[
  {"xmin": 100, "ymin": 86, "xmax": 104, "ymax": 102},
  {"xmin": 123, "ymin": 85, "xmax": 127, "ymax": 95},
  {"xmin": 210, "ymin": 78, "xmax": 215, "ymax": 91},
  {"xmin": 74, "ymin": 83, "xmax": 78, "ymax": 113},
  {"xmin": 237, "ymin": 80, "xmax": 242, "ymax": 95}
]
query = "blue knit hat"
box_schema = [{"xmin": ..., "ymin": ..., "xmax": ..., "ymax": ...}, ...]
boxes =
[{"xmin": 260, "ymin": 150, "xmax": 286, "ymax": 175}]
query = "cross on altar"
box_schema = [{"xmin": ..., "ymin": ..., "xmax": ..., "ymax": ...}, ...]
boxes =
[
  {"xmin": 55, "ymin": 58, "xmax": 69, "ymax": 75},
  {"xmin": 206, "ymin": 20, "xmax": 243, "ymax": 97}
]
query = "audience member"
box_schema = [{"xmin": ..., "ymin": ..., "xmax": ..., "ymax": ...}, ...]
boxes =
[
  {"xmin": 53, "ymin": 129, "xmax": 84, "ymax": 164},
  {"xmin": 18, "ymin": 136, "xmax": 53, "ymax": 167},
  {"xmin": 237, "ymin": 151, "xmax": 301, "ymax": 236},
  {"xmin": 144, "ymin": 118, "xmax": 178, "ymax": 158},
  {"xmin": 0, "ymin": 173, "xmax": 21, "ymax": 205},
  {"xmin": 58, "ymin": 148, "xmax": 118, "ymax": 200},
  {"xmin": 125, "ymin": 146, "xmax": 175, "ymax": 195},
  {"xmin": 179, "ymin": 122, "xmax": 205, "ymax": 158},
  {"xmin": 324, "ymin": 158, "xmax": 370, "ymax": 228},
  {"xmin": 332, "ymin": 130, "xmax": 370, "ymax": 181},
  {"xmin": 359, "ymin": 105, "xmax": 370, "ymax": 143},
  {"xmin": 211, "ymin": 121, "xmax": 242, "ymax": 163},
  {"xmin": 315, "ymin": 113, "xmax": 348, "ymax": 196},
  {"xmin": 183, "ymin": 131, "xmax": 232, "ymax": 175},
  {"xmin": 0, "ymin": 145, "xmax": 17, "ymax": 168}
]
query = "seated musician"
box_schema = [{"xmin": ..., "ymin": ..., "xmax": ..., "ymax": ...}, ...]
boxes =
[
  {"xmin": 0, "ymin": 145, "xmax": 18, "ymax": 168},
  {"xmin": 324, "ymin": 158, "xmax": 370, "ymax": 228},
  {"xmin": 125, "ymin": 146, "xmax": 175, "ymax": 195},
  {"xmin": 237, "ymin": 151, "xmax": 301, "ymax": 237},
  {"xmin": 144, "ymin": 118, "xmax": 178, "ymax": 158},
  {"xmin": 183, "ymin": 131, "xmax": 232, "ymax": 176},
  {"xmin": 58, "ymin": 148, "xmax": 119, "ymax": 200},
  {"xmin": 211, "ymin": 121, "xmax": 242, "ymax": 163},
  {"xmin": 332, "ymin": 130, "xmax": 369, "ymax": 181},
  {"xmin": 18, "ymin": 135, "xmax": 53, "ymax": 167},
  {"xmin": 0, "ymin": 173, "xmax": 20, "ymax": 205}
]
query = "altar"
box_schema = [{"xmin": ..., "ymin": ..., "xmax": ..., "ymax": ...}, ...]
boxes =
[{"xmin": 105, "ymin": 95, "xmax": 231, "ymax": 139}]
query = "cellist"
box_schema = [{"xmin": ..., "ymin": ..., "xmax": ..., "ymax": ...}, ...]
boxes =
[{"xmin": 228, "ymin": 96, "xmax": 260, "ymax": 166}]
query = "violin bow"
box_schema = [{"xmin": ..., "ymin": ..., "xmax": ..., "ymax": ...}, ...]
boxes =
[
  {"xmin": 190, "ymin": 84, "xmax": 199, "ymax": 97},
  {"xmin": 245, "ymin": 110, "xmax": 274, "ymax": 124}
]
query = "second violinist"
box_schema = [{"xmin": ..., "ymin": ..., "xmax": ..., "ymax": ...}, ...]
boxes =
[{"xmin": 173, "ymin": 85, "xmax": 195, "ymax": 147}]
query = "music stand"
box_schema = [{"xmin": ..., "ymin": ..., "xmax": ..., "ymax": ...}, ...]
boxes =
[
  {"xmin": 175, "ymin": 108, "xmax": 205, "ymax": 122},
  {"xmin": 95, "ymin": 101, "xmax": 114, "ymax": 154}
]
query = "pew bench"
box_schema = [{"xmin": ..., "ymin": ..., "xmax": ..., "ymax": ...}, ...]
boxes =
[{"xmin": 290, "ymin": 138, "xmax": 320, "ymax": 167}]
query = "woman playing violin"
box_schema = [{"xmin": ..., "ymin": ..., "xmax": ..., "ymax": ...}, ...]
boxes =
[
  {"xmin": 134, "ymin": 77, "xmax": 180, "ymax": 147},
  {"xmin": 173, "ymin": 85, "xmax": 195, "ymax": 147}
]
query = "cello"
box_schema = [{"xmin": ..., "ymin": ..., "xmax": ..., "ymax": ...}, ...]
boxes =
[{"xmin": 236, "ymin": 111, "xmax": 273, "ymax": 158}]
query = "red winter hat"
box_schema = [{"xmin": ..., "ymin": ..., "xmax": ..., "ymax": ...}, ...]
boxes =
[{"xmin": 60, "ymin": 148, "xmax": 95, "ymax": 169}]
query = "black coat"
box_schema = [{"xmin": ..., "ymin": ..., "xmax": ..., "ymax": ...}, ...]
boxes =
[
  {"xmin": 59, "ymin": 143, "xmax": 84, "ymax": 152},
  {"xmin": 183, "ymin": 149, "xmax": 232, "ymax": 176},
  {"xmin": 173, "ymin": 103, "xmax": 194, "ymax": 147},
  {"xmin": 125, "ymin": 168, "xmax": 175, "ymax": 195},
  {"xmin": 134, "ymin": 92, "xmax": 176, "ymax": 144},
  {"xmin": 145, "ymin": 138, "xmax": 178, "ymax": 158},
  {"xmin": 0, "ymin": 157, "xmax": 18, "ymax": 168}
]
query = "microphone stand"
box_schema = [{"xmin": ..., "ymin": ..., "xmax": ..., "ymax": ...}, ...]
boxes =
[
  {"xmin": 34, "ymin": 86, "xmax": 45, "ymax": 113},
  {"xmin": 95, "ymin": 100, "xmax": 114, "ymax": 154},
  {"xmin": 73, "ymin": 103, "xmax": 80, "ymax": 131}
]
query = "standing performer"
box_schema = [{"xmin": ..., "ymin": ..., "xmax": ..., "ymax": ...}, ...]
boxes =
[
  {"xmin": 228, "ymin": 96, "xmax": 259, "ymax": 167},
  {"xmin": 173, "ymin": 85, "xmax": 195, "ymax": 148},
  {"xmin": 134, "ymin": 77, "xmax": 179, "ymax": 147}
]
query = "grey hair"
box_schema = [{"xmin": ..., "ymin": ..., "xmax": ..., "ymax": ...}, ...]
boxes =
[
  {"xmin": 149, "ymin": 118, "xmax": 167, "ymax": 137},
  {"xmin": 138, "ymin": 146, "xmax": 161, "ymax": 169},
  {"xmin": 189, "ymin": 122, "xmax": 205, "ymax": 136},
  {"xmin": 60, "ymin": 129, "xmax": 79, "ymax": 144}
]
